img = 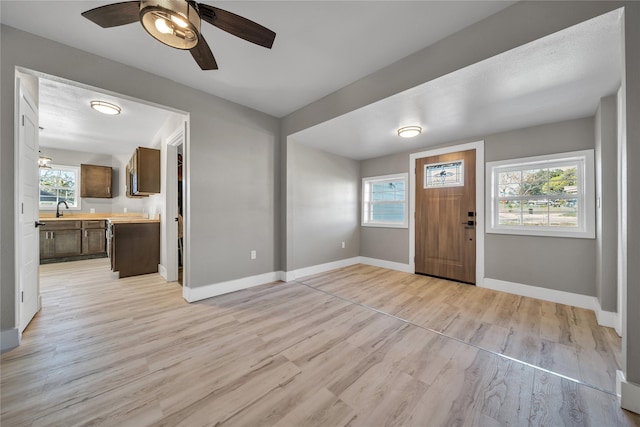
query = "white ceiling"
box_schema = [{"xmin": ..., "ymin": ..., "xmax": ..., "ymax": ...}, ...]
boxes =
[
  {"xmin": 38, "ymin": 78, "xmax": 174, "ymax": 156},
  {"xmin": 0, "ymin": 1, "xmax": 515, "ymax": 118},
  {"xmin": 290, "ymin": 8, "xmax": 623, "ymax": 160},
  {"xmin": 1, "ymin": 2, "xmax": 622, "ymax": 161}
]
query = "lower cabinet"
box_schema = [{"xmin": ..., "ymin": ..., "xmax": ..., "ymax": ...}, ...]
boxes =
[
  {"xmin": 40, "ymin": 221, "xmax": 82, "ymax": 260},
  {"xmin": 82, "ymin": 221, "xmax": 106, "ymax": 254},
  {"xmin": 110, "ymin": 221, "xmax": 159, "ymax": 278},
  {"xmin": 40, "ymin": 220, "xmax": 106, "ymax": 261}
]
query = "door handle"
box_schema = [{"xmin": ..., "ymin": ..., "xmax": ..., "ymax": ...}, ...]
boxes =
[
  {"xmin": 35, "ymin": 221, "xmax": 46, "ymax": 228},
  {"xmin": 462, "ymin": 221, "xmax": 475, "ymax": 226}
]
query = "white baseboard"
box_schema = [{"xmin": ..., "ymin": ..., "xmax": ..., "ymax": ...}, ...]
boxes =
[
  {"xmin": 158, "ymin": 264, "xmax": 168, "ymax": 281},
  {"xmin": 596, "ymin": 308, "xmax": 619, "ymax": 333},
  {"xmin": 482, "ymin": 278, "xmax": 618, "ymax": 329},
  {"xmin": 1, "ymin": 328, "xmax": 20, "ymax": 352},
  {"xmin": 282, "ymin": 257, "xmax": 361, "ymax": 282},
  {"xmin": 183, "ymin": 271, "xmax": 282, "ymax": 303},
  {"xmin": 359, "ymin": 257, "xmax": 413, "ymax": 273},
  {"xmin": 617, "ymin": 370, "xmax": 640, "ymax": 415}
]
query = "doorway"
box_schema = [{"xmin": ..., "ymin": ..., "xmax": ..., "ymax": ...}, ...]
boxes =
[
  {"xmin": 409, "ymin": 141, "xmax": 485, "ymax": 285},
  {"xmin": 415, "ymin": 149, "xmax": 476, "ymax": 283},
  {"xmin": 14, "ymin": 68, "xmax": 190, "ymax": 343}
]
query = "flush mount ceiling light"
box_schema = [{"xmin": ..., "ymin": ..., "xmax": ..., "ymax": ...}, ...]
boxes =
[
  {"xmin": 90, "ymin": 101, "xmax": 121, "ymax": 115},
  {"xmin": 140, "ymin": 0, "xmax": 201, "ymax": 50},
  {"xmin": 38, "ymin": 151, "xmax": 52, "ymax": 169},
  {"xmin": 397, "ymin": 126, "xmax": 422, "ymax": 138}
]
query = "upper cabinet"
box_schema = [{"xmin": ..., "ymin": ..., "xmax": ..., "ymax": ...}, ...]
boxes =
[
  {"xmin": 127, "ymin": 147, "xmax": 160, "ymax": 197},
  {"xmin": 81, "ymin": 164, "xmax": 112, "ymax": 198}
]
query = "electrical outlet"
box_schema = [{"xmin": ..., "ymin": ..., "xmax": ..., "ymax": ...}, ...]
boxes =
[
  {"xmin": 90, "ymin": 208, "xmax": 96, "ymax": 213},
  {"xmin": 250, "ymin": 250, "xmax": 257, "ymax": 260},
  {"xmin": 341, "ymin": 241, "xmax": 345, "ymax": 249},
  {"xmin": 124, "ymin": 207, "xmax": 128, "ymax": 213}
]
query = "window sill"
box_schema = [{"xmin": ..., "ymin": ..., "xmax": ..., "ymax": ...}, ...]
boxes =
[
  {"xmin": 487, "ymin": 227, "xmax": 595, "ymax": 239},
  {"xmin": 362, "ymin": 222, "xmax": 408, "ymax": 229}
]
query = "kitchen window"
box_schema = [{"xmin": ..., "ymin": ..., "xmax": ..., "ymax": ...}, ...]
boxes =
[
  {"xmin": 39, "ymin": 164, "xmax": 81, "ymax": 210},
  {"xmin": 486, "ymin": 150, "xmax": 595, "ymax": 238},
  {"xmin": 362, "ymin": 173, "xmax": 408, "ymax": 228}
]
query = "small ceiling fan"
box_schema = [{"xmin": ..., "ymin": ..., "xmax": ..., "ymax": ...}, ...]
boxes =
[{"xmin": 82, "ymin": 0, "xmax": 276, "ymax": 70}]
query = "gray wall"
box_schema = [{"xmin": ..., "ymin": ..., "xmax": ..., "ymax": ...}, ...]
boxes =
[
  {"xmin": 622, "ymin": 3, "xmax": 640, "ymax": 381},
  {"xmin": 282, "ymin": 1, "xmax": 640, "ymax": 386},
  {"xmin": 1, "ymin": 25, "xmax": 280, "ymax": 332},
  {"xmin": 595, "ymin": 95, "xmax": 618, "ymax": 312},
  {"xmin": 484, "ymin": 118, "xmax": 597, "ymax": 295},
  {"xmin": 290, "ymin": 143, "xmax": 360, "ymax": 269},
  {"xmin": 359, "ymin": 117, "xmax": 598, "ymax": 296},
  {"xmin": 360, "ymin": 151, "xmax": 410, "ymax": 264}
]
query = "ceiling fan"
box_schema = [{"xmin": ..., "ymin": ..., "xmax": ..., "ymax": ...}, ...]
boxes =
[{"xmin": 81, "ymin": 0, "xmax": 276, "ymax": 70}]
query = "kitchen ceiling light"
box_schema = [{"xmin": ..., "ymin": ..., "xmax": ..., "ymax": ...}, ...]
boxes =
[
  {"xmin": 38, "ymin": 151, "xmax": 52, "ymax": 169},
  {"xmin": 397, "ymin": 126, "xmax": 422, "ymax": 138},
  {"xmin": 90, "ymin": 101, "xmax": 121, "ymax": 115},
  {"xmin": 140, "ymin": 0, "xmax": 201, "ymax": 50}
]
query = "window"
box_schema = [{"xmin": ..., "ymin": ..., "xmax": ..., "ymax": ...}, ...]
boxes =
[
  {"xmin": 486, "ymin": 150, "xmax": 594, "ymax": 238},
  {"xmin": 424, "ymin": 159, "xmax": 464, "ymax": 188},
  {"xmin": 39, "ymin": 165, "xmax": 81, "ymax": 210},
  {"xmin": 362, "ymin": 173, "xmax": 408, "ymax": 228}
]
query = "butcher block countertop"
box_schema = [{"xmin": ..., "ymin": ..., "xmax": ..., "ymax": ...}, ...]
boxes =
[
  {"xmin": 107, "ymin": 217, "xmax": 160, "ymax": 224},
  {"xmin": 39, "ymin": 212, "xmax": 159, "ymax": 223}
]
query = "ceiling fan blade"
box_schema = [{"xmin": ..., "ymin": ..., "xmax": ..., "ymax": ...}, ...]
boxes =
[
  {"xmin": 82, "ymin": 1, "xmax": 140, "ymax": 28},
  {"xmin": 198, "ymin": 4, "xmax": 276, "ymax": 49},
  {"xmin": 190, "ymin": 34, "xmax": 218, "ymax": 70}
]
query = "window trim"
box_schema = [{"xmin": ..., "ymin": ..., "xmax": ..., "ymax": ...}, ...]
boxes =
[
  {"xmin": 362, "ymin": 172, "xmax": 408, "ymax": 229},
  {"xmin": 39, "ymin": 164, "xmax": 82, "ymax": 211},
  {"xmin": 486, "ymin": 150, "xmax": 595, "ymax": 238}
]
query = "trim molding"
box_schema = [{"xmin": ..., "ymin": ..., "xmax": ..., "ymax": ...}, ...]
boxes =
[
  {"xmin": 482, "ymin": 278, "xmax": 618, "ymax": 329},
  {"xmin": 617, "ymin": 371, "xmax": 640, "ymax": 415},
  {"xmin": 282, "ymin": 257, "xmax": 361, "ymax": 282},
  {"xmin": 183, "ymin": 271, "xmax": 282, "ymax": 303},
  {"xmin": 359, "ymin": 257, "xmax": 413, "ymax": 273},
  {"xmin": 158, "ymin": 264, "xmax": 168, "ymax": 281},
  {"xmin": 1, "ymin": 328, "xmax": 20, "ymax": 352}
]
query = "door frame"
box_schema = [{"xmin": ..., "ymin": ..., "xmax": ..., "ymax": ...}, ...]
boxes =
[
  {"xmin": 163, "ymin": 125, "xmax": 185, "ymax": 283},
  {"xmin": 409, "ymin": 140, "xmax": 485, "ymax": 285}
]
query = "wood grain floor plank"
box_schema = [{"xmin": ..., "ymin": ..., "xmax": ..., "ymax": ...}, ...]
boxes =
[
  {"xmin": 1, "ymin": 259, "xmax": 636, "ymax": 426},
  {"xmin": 299, "ymin": 263, "xmax": 621, "ymax": 393}
]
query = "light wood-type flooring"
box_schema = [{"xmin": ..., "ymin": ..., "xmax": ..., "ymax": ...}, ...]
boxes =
[
  {"xmin": 298, "ymin": 264, "xmax": 622, "ymax": 394},
  {"xmin": 1, "ymin": 259, "xmax": 638, "ymax": 426}
]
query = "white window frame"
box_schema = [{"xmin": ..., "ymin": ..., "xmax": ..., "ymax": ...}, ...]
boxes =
[
  {"xmin": 486, "ymin": 150, "xmax": 595, "ymax": 238},
  {"xmin": 362, "ymin": 173, "xmax": 408, "ymax": 229},
  {"xmin": 39, "ymin": 164, "xmax": 82, "ymax": 210}
]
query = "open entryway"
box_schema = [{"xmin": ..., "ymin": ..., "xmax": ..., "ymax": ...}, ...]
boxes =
[{"xmin": 415, "ymin": 149, "xmax": 476, "ymax": 283}]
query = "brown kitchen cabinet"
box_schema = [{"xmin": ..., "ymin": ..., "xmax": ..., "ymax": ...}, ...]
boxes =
[
  {"xmin": 81, "ymin": 220, "xmax": 106, "ymax": 254},
  {"xmin": 39, "ymin": 221, "xmax": 82, "ymax": 259},
  {"xmin": 109, "ymin": 221, "xmax": 160, "ymax": 278},
  {"xmin": 127, "ymin": 147, "xmax": 160, "ymax": 196},
  {"xmin": 81, "ymin": 164, "xmax": 112, "ymax": 198}
]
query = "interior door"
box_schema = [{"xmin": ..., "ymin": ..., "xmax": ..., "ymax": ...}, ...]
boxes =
[
  {"xmin": 415, "ymin": 149, "xmax": 476, "ymax": 284},
  {"xmin": 17, "ymin": 79, "xmax": 40, "ymax": 332}
]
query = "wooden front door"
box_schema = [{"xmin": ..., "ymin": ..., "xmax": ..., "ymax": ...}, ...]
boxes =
[{"xmin": 415, "ymin": 149, "xmax": 476, "ymax": 284}]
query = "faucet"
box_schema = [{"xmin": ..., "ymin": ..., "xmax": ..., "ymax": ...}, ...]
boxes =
[{"xmin": 56, "ymin": 200, "xmax": 69, "ymax": 218}]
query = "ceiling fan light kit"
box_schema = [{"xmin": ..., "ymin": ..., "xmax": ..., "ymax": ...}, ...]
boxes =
[
  {"xmin": 397, "ymin": 126, "xmax": 422, "ymax": 138},
  {"xmin": 81, "ymin": 0, "xmax": 276, "ymax": 71},
  {"xmin": 140, "ymin": 0, "xmax": 200, "ymax": 50}
]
